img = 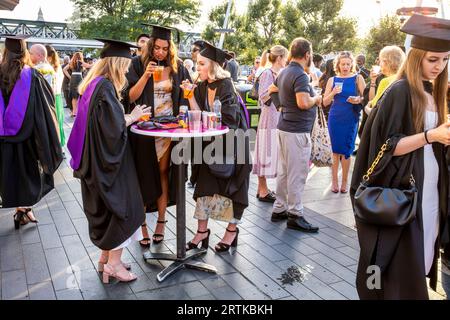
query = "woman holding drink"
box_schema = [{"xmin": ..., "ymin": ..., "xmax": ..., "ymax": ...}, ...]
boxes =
[
  {"xmin": 180, "ymin": 42, "xmax": 252, "ymax": 253},
  {"xmin": 323, "ymin": 51, "xmax": 366, "ymax": 193},
  {"xmin": 126, "ymin": 24, "xmax": 191, "ymax": 246}
]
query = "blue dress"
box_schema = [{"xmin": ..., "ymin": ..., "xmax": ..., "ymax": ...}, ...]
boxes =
[{"xmin": 327, "ymin": 75, "xmax": 362, "ymax": 159}]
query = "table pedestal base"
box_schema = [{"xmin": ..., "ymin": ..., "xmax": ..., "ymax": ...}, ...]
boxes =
[{"xmin": 143, "ymin": 248, "xmax": 217, "ymax": 282}]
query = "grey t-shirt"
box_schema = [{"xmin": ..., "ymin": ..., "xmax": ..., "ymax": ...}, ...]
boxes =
[{"xmin": 276, "ymin": 62, "xmax": 317, "ymax": 133}]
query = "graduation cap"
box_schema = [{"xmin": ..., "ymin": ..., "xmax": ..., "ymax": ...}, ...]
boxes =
[
  {"xmin": 95, "ymin": 38, "xmax": 138, "ymax": 59},
  {"xmin": 1, "ymin": 34, "xmax": 30, "ymax": 54},
  {"xmin": 136, "ymin": 33, "xmax": 150, "ymax": 43},
  {"xmin": 192, "ymin": 40, "xmax": 206, "ymax": 50},
  {"xmin": 142, "ymin": 23, "xmax": 181, "ymax": 44},
  {"xmin": 401, "ymin": 14, "xmax": 450, "ymax": 52},
  {"xmin": 199, "ymin": 41, "xmax": 232, "ymax": 66}
]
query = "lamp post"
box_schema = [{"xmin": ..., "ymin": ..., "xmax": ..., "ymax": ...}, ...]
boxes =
[{"xmin": 218, "ymin": 0, "xmax": 233, "ymax": 49}]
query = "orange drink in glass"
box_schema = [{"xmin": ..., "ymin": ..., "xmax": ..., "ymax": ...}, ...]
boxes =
[{"xmin": 153, "ymin": 66, "xmax": 164, "ymax": 82}]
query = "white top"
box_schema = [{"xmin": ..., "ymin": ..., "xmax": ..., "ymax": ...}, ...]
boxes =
[{"xmin": 422, "ymin": 107, "xmax": 439, "ymax": 275}]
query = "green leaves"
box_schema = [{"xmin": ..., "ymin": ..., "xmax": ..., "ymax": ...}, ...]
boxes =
[
  {"xmin": 364, "ymin": 15, "xmax": 406, "ymax": 66},
  {"xmin": 70, "ymin": 0, "xmax": 201, "ymax": 41}
]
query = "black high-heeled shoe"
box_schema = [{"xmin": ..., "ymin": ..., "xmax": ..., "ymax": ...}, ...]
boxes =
[
  {"xmin": 13, "ymin": 208, "xmax": 37, "ymax": 229},
  {"xmin": 186, "ymin": 229, "xmax": 211, "ymax": 251},
  {"xmin": 215, "ymin": 227, "xmax": 239, "ymax": 253},
  {"xmin": 152, "ymin": 220, "xmax": 168, "ymax": 244}
]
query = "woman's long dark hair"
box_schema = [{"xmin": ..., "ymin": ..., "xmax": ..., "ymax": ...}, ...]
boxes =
[
  {"xmin": 0, "ymin": 43, "xmax": 31, "ymax": 95},
  {"xmin": 318, "ymin": 59, "xmax": 336, "ymax": 91},
  {"xmin": 142, "ymin": 37, "xmax": 179, "ymax": 74}
]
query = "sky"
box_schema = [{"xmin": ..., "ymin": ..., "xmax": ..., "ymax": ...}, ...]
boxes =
[{"xmin": 0, "ymin": 0, "xmax": 448, "ymax": 37}]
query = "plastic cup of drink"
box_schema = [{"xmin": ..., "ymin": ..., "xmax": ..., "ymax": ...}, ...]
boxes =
[
  {"xmin": 334, "ymin": 82, "xmax": 343, "ymax": 93},
  {"xmin": 188, "ymin": 110, "xmax": 202, "ymax": 132},
  {"xmin": 202, "ymin": 111, "xmax": 208, "ymax": 130},
  {"xmin": 183, "ymin": 83, "xmax": 194, "ymax": 99},
  {"xmin": 153, "ymin": 66, "xmax": 164, "ymax": 81},
  {"xmin": 314, "ymin": 87, "xmax": 322, "ymax": 95},
  {"xmin": 372, "ymin": 65, "xmax": 381, "ymax": 74}
]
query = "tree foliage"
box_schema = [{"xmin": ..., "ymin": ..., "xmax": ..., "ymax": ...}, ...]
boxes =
[
  {"xmin": 70, "ymin": 0, "xmax": 201, "ymax": 40},
  {"xmin": 364, "ymin": 15, "xmax": 406, "ymax": 66}
]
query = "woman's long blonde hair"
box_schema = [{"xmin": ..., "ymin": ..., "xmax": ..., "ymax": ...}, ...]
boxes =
[
  {"xmin": 396, "ymin": 48, "xmax": 448, "ymax": 133},
  {"xmin": 78, "ymin": 56, "xmax": 131, "ymax": 100}
]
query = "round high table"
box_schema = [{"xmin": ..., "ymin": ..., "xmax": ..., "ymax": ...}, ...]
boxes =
[{"xmin": 130, "ymin": 124, "xmax": 229, "ymax": 282}]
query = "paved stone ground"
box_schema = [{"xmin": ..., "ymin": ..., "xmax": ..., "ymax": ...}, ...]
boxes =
[{"xmin": 0, "ymin": 110, "xmax": 447, "ymax": 300}]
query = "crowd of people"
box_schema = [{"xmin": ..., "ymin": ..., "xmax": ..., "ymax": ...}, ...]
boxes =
[{"xmin": 0, "ymin": 13, "xmax": 450, "ymax": 300}]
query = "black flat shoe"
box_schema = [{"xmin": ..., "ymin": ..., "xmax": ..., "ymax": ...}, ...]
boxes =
[
  {"xmin": 271, "ymin": 210, "xmax": 288, "ymax": 222},
  {"xmin": 186, "ymin": 229, "xmax": 211, "ymax": 251},
  {"xmin": 287, "ymin": 215, "xmax": 319, "ymax": 233},
  {"xmin": 257, "ymin": 190, "xmax": 276, "ymax": 203},
  {"xmin": 215, "ymin": 228, "xmax": 239, "ymax": 253},
  {"xmin": 152, "ymin": 220, "xmax": 168, "ymax": 244}
]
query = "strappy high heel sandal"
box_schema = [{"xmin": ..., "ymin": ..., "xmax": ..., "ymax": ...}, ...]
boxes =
[
  {"xmin": 152, "ymin": 220, "xmax": 168, "ymax": 244},
  {"xmin": 98, "ymin": 260, "xmax": 131, "ymax": 273},
  {"xmin": 139, "ymin": 223, "xmax": 151, "ymax": 247},
  {"xmin": 102, "ymin": 264, "xmax": 137, "ymax": 284},
  {"xmin": 13, "ymin": 209, "xmax": 26, "ymax": 230},
  {"xmin": 215, "ymin": 227, "xmax": 239, "ymax": 253},
  {"xmin": 13, "ymin": 208, "xmax": 36, "ymax": 229},
  {"xmin": 23, "ymin": 208, "xmax": 38, "ymax": 224},
  {"xmin": 186, "ymin": 229, "xmax": 211, "ymax": 251}
]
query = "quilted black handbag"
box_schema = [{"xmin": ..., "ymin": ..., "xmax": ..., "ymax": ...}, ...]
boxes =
[{"xmin": 353, "ymin": 139, "xmax": 417, "ymax": 227}]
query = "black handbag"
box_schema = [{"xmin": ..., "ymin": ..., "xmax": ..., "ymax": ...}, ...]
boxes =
[{"xmin": 353, "ymin": 139, "xmax": 417, "ymax": 227}]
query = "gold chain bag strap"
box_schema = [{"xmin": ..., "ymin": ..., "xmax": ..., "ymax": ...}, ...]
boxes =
[{"xmin": 353, "ymin": 139, "xmax": 417, "ymax": 226}]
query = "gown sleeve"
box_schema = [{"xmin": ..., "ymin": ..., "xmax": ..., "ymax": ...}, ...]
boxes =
[
  {"xmin": 218, "ymin": 79, "xmax": 241, "ymax": 129},
  {"xmin": 89, "ymin": 84, "xmax": 128, "ymax": 188},
  {"xmin": 32, "ymin": 72, "xmax": 63, "ymax": 175}
]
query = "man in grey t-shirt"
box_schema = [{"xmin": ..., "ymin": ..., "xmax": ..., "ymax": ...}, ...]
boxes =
[{"xmin": 271, "ymin": 37, "xmax": 322, "ymax": 233}]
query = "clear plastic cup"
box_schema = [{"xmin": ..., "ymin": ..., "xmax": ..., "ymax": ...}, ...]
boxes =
[
  {"xmin": 313, "ymin": 86, "xmax": 322, "ymax": 95},
  {"xmin": 183, "ymin": 83, "xmax": 194, "ymax": 99},
  {"xmin": 372, "ymin": 65, "xmax": 381, "ymax": 74},
  {"xmin": 188, "ymin": 110, "xmax": 202, "ymax": 132},
  {"xmin": 153, "ymin": 66, "xmax": 164, "ymax": 81},
  {"xmin": 334, "ymin": 82, "xmax": 343, "ymax": 93}
]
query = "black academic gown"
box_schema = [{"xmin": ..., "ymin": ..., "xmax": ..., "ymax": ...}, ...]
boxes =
[
  {"xmin": 0, "ymin": 69, "xmax": 63, "ymax": 208},
  {"xmin": 350, "ymin": 79, "xmax": 448, "ymax": 300},
  {"xmin": 74, "ymin": 79, "xmax": 145, "ymax": 250},
  {"xmin": 191, "ymin": 78, "xmax": 252, "ymax": 219},
  {"xmin": 124, "ymin": 57, "xmax": 191, "ymax": 211}
]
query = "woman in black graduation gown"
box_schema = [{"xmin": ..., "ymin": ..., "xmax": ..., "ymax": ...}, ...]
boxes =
[
  {"xmin": 126, "ymin": 25, "xmax": 191, "ymax": 246},
  {"xmin": 350, "ymin": 14, "xmax": 450, "ymax": 299},
  {"xmin": 67, "ymin": 39, "xmax": 151, "ymax": 283},
  {"xmin": 180, "ymin": 42, "xmax": 252, "ymax": 252},
  {"xmin": 0, "ymin": 35, "xmax": 63, "ymax": 228}
]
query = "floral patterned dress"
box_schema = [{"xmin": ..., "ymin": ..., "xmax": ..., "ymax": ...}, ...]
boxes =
[
  {"xmin": 153, "ymin": 79, "xmax": 173, "ymax": 161},
  {"xmin": 252, "ymin": 68, "xmax": 280, "ymax": 178}
]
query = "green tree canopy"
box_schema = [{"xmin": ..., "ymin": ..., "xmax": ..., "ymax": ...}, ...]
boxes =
[
  {"xmin": 280, "ymin": 0, "xmax": 358, "ymax": 54},
  {"xmin": 70, "ymin": 0, "xmax": 201, "ymax": 41},
  {"xmin": 364, "ymin": 15, "xmax": 406, "ymax": 66}
]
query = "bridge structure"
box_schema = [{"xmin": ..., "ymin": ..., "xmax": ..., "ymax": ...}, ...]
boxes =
[{"xmin": 0, "ymin": 18, "xmax": 200, "ymax": 58}]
